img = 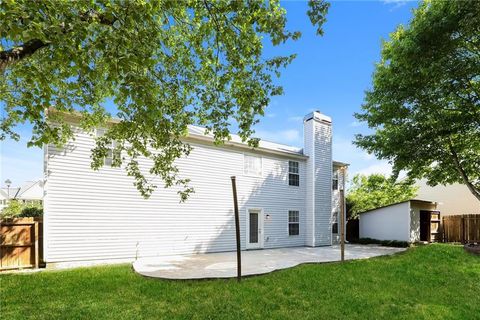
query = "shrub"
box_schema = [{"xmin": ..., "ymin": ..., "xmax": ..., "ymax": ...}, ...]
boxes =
[
  {"xmin": 1, "ymin": 200, "xmax": 43, "ymax": 219},
  {"xmin": 350, "ymin": 237, "xmax": 410, "ymax": 248}
]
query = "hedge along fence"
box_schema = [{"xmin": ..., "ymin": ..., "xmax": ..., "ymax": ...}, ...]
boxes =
[
  {"xmin": 443, "ymin": 214, "xmax": 480, "ymax": 243},
  {"xmin": 0, "ymin": 217, "xmax": 43, "ymax": 271}
]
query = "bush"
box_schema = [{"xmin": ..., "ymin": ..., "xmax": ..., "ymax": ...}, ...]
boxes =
[
  {"xmin": 1, "ymin": 200, "xmax": 43, "ymax": 219},
  {"xmin": 350, "ymin": 237, "xmax": 410, "ymax": 248}
]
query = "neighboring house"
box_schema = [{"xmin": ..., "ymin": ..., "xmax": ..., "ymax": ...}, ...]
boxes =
[
  {"xmin": 0, "ymin": 186, "xmax": 20, "ymax": 210},
  {"xmin": 359, "ymin": 199, "xmax": 440, "ymax": 243},
  {"xmin": 0, "ymin": 181, "xmax": 43, "ymax": 210},
  {"xmin": 44, "ymin": 111, "xmax": 347, "ymax": 267},
  {"xmin": 415, "ymin": 179, "xmax": 480, "ymax": 216},
  {"xmin": 16, "ymin": 180, "xmax": 44, "ymax": 205}
]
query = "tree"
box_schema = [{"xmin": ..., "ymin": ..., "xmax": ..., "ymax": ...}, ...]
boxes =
[
  {"xmin": 354, "ymin": 0, "xmax": 480, "ymax": 201},
  {"xmin": 0, "ymin": 0, "xmax": 329, "ymax": 200},
  {"xmin": 347, "ymin": 174, "xmax": 418, "ymax": 218}
]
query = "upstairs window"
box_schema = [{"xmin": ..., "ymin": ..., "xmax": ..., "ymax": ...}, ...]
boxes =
[
  {"xmin": 332, "ymin": 171, "xmax": 339, "ymax": 190},
  {"xmin": 244, "ymin": 155, "xmax": 262, "ymax": 177},
  {"xmin": 288, "ymin": 210, "xmax": 300, "ymax": 236},
  {"xmin": 96, "ymin": 129, "xmax": 120, "ymax": 167},
  {"xmin": 288, "ymin": 161, "xmax": 299, "ymax": 186}
]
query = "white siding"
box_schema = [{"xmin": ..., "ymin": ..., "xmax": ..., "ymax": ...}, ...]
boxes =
[
  {"xmin": 313, "ymin": 120, "xmax": 332, "ymax": 246},
  {"xmin": 331, "ymin": 165, "xmax": 346, "ymax": 244},
  {"xmin": 409, "ymin": 201, "xmax": 437, "ymax": 242},
  {"xmin": 359, "ymin": 202, "xmax": 411, "ymax": 242},
  {"xmin": 44, "ymin": 126, "xmax": 307, "ymax": 263},
  {"xmin": 303, "ymin": 112, "xmax": 333, "ymax": 247},
  {"xmin": 304, "ymin": 119, "xmax": 315, "ymax": 247}
]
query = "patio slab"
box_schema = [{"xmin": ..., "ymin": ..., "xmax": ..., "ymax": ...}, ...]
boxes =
[{"xmin": 133, "ymin": 244, "xmax": 406, "ymax": 280}]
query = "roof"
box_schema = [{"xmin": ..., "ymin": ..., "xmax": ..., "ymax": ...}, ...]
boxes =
[
  {"xmin": 47, "ymin": 107, "xmax": 348, "ymax": 163},
  {"xmin": 358, "ymin": 199, "xmax": 438, "ymax": 215},
  {"xmin": 16, "ymin": 180, "xmax": 44, "ymax": 200},
  {"xmin": 186, "ymin": 125, "xmax": 306, "ymax": 159},
  {"xmin": 0, "ymin": 187, "xmax": 20, "ymax": 199}
]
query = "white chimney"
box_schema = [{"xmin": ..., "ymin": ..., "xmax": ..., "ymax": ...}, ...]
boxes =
[{"xmin": 303, "ymin": 111, "xmax": 333, "ymax": 247}]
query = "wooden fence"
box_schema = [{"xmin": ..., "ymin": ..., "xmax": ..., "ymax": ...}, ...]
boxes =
[
  {"xmin": 0, "ymin": 217, "xmax": 43, "ymax": 271},
  {"xmin": 443, "ymin": 214, "xmax": 480, "ymax": 243}
]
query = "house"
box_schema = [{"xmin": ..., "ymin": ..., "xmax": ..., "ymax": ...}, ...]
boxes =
[
  {"xmin": 0, "ymin": 181, "xmax": 43, "ymax": 210},
  {"xmin": 359, "ymin": 199, "xmax": 440, "ymax": 243},
  {"xmin": 0, "ymin": 186, "xmax": 20, "ymax": 210},
  {"xmin": 43, "ymin": 111, "xmax": 347, "ymax": 267},
  {"xmin": 415, "ymin": 179, "xmax": 480, "ymax": 216},
  {"xmin": 16, "ymin": 180, "xmax": 44, "ymax": 205}
]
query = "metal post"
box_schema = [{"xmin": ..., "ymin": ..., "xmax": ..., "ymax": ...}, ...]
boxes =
[
  {"xmin": 340, "ymin": 167, "xmax": 346, "ymax": 262},
  {"xmin": 231, "ymin": 176, "xmax": 242, "ymax": 282}
]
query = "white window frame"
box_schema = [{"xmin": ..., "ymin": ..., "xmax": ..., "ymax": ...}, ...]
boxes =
[
  {"xmin": 332, "ymin": 211, "xmax": 339, "ymax": 234},
  {"xmin": 332, "ymin": 170, "xmax": 339, "ymax": 191},
  {"xmin": 288, "ymin": 210, "xmax": 300, "ymax": 236},
  {"xmin": 288, "ymin": 161, "xmax": 300, "ymax": 187},
  {"xmin": 96, "ymin": 128, "xmax": 120, "ymax": 168},
  {"xmin": 243, "ymin": 154, "xmax": 263, "ymax": 177}
]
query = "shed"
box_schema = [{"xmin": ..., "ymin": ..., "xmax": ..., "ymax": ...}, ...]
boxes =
[{"xmin": 359, "ymin": 200, "xmax": 440, "ymax": 243}]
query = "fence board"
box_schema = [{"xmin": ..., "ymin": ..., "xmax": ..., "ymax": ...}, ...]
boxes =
[
  {"xmin": 0, "ymin": 217, "xmax": 43, "ymax": 271},
  {"xmin": 443, "ymin": 214, "xmax": 480, "ymax": 243}
]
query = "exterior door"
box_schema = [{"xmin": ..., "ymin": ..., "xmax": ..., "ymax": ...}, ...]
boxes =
[
  {"xmin": 420, "ymin": 211, "xmax": 431, "ymax": 242},
  {"xmin": 246, "ymin": 209, "xmax": 263, "ymax": 249}
]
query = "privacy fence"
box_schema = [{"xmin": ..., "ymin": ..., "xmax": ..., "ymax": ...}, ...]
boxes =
[
  {"xmin": 442, "ymin": 214, "xmax": 480, "ymax": 243},
  {"xmin": 0, "ymin": 217, "xmax": 43, "ymax": 271}
]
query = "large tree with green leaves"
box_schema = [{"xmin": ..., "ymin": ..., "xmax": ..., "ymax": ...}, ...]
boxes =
[
  {"xmin": 0, "ymin": 0, "xmax": 329, "ymax": 199},
  {"xmin": 355, "ymin": 0, "xmax": 480, "ymax": 201},
  {"xmin": 347, "ymin": 174, "xmax": 418, "ymax": 218}
]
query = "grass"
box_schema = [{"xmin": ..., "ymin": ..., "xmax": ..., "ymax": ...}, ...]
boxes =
[{"xmin": 1, "ymin": 244, "xmax": 479, "ymax": 319}]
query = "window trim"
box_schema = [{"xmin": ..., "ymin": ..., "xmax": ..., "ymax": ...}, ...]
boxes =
[
  {"xmin": 96, "ymin": 128, "xmax": 120, "ymax": 168},
  {"xmin": 332, "ymin": 210, "xmax": 339, "ymax": 234},
  {"xmin": 288, "ymin": 210, "xmax": 300, "ymax": 236},
  {"xmin": 288, "ymin": 161, "xmax": 300, "ymax": 187},
  {"xmin": 243, "ymin": 154, "xmax": 263, "ymax": 177},
  {"xmin": 332, "ymin": 170, "xmax": 339, "ymax": 191}
]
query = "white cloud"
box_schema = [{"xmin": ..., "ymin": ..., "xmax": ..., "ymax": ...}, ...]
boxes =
[
  {"xmin": 355, "ymin": 161, "xmax": 393, "ymax": 176},
  {"xmin": 255, "ymin": 129, "xmax": 302, "ymax": 145},
  {"xmin": 383, "ymin": 0, "xmax": 408, "ymax": 11},
  {"xmin": 350, "ymin": 121, "xmax": 362, "ymax": 127},
  {"xmin": 265, "ymin": 113, "xmax": 276, "ymax": 118},
  {"xmin": 287, "ymin": 116, "xmax": 303, "ymax": 122}
]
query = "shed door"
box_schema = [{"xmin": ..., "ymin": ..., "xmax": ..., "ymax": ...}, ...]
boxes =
[{"xmin": 420, "ymin": 211, "xmax": 431, "ymax": 242}]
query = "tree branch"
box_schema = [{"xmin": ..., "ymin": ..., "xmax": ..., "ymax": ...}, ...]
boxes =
[
  {"xmin": 448, "ymin": 143, "xmax": 480, "ymax": 201},
  {"xmin": 0, "ymin": 10, "xmax": 115, "ymax": 73},
  {"xmin": 0, "ymin": 39, "xmax": 49, "ymax": 72}
]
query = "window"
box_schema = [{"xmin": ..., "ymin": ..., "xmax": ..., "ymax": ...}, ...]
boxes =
[
  {"xmin": 96, "ymin": 129, "xmax": 120, "ymax": 167},
  {"xmin": 332, "ymin": 211, "xmax": 339, "ymax": 234},
  {"xmin": 244, "ymin": 155, "xmax": 262, "ymax": 176},
  {"xmin": 332, "ymin": 171, "xmax": 339, "ymax": 190},
  {"xmin": 288, "ymin": 161, "xmax": 299, "ymax": 186},
  {"xmin": 288, "ymin": 210, "xmax": 300, "ymax": 236}
]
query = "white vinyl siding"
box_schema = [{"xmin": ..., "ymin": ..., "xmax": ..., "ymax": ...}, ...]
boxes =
[
  {"xmin": 244, "ymin": 154, "xmax": 262, "ymax": 177},
  {"xmin": 44, "ymin": 126, "xmax": 306, "ymax": 263}
]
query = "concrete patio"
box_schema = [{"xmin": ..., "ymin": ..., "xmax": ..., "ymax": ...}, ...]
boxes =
[{"xmin": 133, "ymin": 244, "xmax": 406, "ymax": 280}]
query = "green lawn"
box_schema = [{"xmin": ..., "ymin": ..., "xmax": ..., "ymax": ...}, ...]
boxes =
[{"xmin": 1, "ymin": 244, "xmax": 479, "ymax": 319}]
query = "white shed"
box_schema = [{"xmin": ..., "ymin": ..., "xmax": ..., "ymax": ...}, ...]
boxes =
[{"xmin": 359, "ymin": 200, "xmax": 440, "ymax": 243}]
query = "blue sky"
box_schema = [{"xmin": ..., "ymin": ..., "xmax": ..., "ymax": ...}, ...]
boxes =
[{"xmin": 0, "ymin": 0, "xmax": 418, "ymax": 188}]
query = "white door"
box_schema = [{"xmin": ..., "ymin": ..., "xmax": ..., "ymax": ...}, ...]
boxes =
[{"xmin": 246, "ymin": 208, "xmax": 263, "ymax": 249}]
